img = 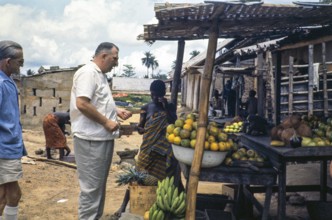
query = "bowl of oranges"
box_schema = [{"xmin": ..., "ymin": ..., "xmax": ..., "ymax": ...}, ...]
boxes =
[
  {"xmin": 167, "ymin": 113, "xmax": 234, "ymax": 168},
  {"xmin": 172, "ymin": 144, "xmax": 227, "ymax": 168}
]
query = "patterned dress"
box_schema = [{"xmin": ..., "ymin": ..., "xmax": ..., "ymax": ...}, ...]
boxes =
[
  {"xmin": 136, "ymin": 111, "xmax": 176, "ymax": 180},
  {"xmin": 43, "ymin": 112, "xmax": 70, "ymax": 149}
]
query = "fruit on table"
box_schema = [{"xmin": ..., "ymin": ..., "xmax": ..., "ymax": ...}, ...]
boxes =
[
  {"xmin": 166, "ymin": 112, "xmax": 235, "ymax": 152},
  {"xmin": 271, "ymin": 140, "xmax": 285, "ymax": 147}
]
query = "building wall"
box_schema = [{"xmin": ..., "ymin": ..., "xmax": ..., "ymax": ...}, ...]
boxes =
[
  {"xmin": 112, "ymin": 77, "xmax": 155, "ymax": 91},
  {"xmin": 19, "ymin": 73, "xmax": 155, "ymax": 130},
  {"xmin": 20, "ymin": 70, "xmax": 76, "ymax": 130}
]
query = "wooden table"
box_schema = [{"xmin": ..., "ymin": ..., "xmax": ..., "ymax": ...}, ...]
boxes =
[
  {"xmin": 240, "ymin": 134, "xmax": 332, "ymax": 220},
  {"xmin": 179, "ymin": 162, "xmax": 277, "ymax": 220}
]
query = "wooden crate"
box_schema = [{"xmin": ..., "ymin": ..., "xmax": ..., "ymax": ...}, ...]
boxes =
[{"xmin": 129, "ymin": 185, "xmax": 157, "ymax": 216}]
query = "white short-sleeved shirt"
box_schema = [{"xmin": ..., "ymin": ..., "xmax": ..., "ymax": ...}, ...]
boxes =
[{"xmin": 70, "ymin": 61, "xmax": 119, "ymax": 140}]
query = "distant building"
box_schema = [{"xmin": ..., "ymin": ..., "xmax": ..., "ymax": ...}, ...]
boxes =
[{"xmin": 19, "ymin": 66, "xmax": 78, "ymax": 130}]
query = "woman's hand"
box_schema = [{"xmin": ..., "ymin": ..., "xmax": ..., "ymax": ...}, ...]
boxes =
[{"xmin": 158, "ymin": 97, "xmax": 168, "ymax": 109}]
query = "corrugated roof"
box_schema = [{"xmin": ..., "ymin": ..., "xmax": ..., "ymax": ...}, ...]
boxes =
[{"xmin": 138, "ymin": 2, "xmax": 332, "ymax": 41}]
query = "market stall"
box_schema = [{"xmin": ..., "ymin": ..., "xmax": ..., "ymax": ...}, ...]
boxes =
[{"xmin": 139, "ymin": 2, "xmax": 332, "ymax": 219}]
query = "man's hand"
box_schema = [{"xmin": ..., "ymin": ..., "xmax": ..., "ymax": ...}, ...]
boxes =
[
  {"xmin": 103, "ymin": 119, "xmax": 120, "ymax": 133},
  {"xmin": 117, "ymin": 109, "xmax": 132, "ymax": 120}
]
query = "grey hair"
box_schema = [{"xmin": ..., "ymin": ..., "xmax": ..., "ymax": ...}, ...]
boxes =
[
  {"xmin": 0, "ymin": 40, "xmax": 23, "ymax": 60},
  {"xmin": 94, "ymin": 42, "xmax": 119, "ymax": 56}
]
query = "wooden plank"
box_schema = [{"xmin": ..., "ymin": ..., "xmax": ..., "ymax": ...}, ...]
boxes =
[
  {"xmin": 308, "ymin": 45, "xmax": 314, "ymax": 116},
  {"xmin": 322, "ymin": 42, "xmax": 329, "ymax": 117},
  {"xmin": 257, "ymin": 53, "xmax": 265, "ymax": 117},
  {"xmin": 275, "ymin": 51, "xmax": 282, "ymax": 124},
  {"xmin": 288, "ymin": 56, "xmax": 294, "ymax": 114}
]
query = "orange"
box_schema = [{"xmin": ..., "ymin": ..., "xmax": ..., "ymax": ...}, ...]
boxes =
[
  {"xmin": 204, "ymin": 141, "xmax": 210, "ymax": 150},
  {"xmin": 166, "ymin": 124, "xmax": 175, "ymax": 134},
  {"xmin": 190, "ymin": 139, "xmax": 196, "ymax": 148},
  {"xmin": 174, "ymin": 136, "xmax": 182, "ymax": 145},
  {"xmin": 167, "ymin": 133, "xmax": 175, "ymax": 143},
  {"xmin": 185, "ymin": 118, "xmax": 194, "ymax": 126},
  {"xmin": 207, "ymin": 135, "xmax": 216, "ymax": 143},
  {"xmin": 218, "ymin": 142, "xmax": 227, "ymax": 151},
  {"xmin": 210, "ymin": 142, "xmax": 219, "ymax": 151},
  {"xmin": 174, "ymin": 119, "xmax": 184, "ymax": 128},
  {"xmin": 183, "ymin": 123, "xmax": 193, "ymax": 131}
]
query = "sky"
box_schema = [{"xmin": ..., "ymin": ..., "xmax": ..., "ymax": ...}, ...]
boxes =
[{"xmin": 0, "ymin": 0, "xmax": 320, "ymax": 78}]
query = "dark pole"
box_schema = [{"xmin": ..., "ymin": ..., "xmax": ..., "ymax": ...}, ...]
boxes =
[{"xmin": 171, "ymin": 39, "xmax": 185, "ymax": 108}]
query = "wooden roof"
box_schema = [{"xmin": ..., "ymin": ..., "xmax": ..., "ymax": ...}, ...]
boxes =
[{"xmin": 138, "ymin": 1, "xmax": 332, "ymax": 41}]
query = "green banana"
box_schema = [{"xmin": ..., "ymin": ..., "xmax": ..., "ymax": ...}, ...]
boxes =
[
  {"xmin": 151, "ymin": 209, "xmax": 158, "ymax": 220},
  {"xmin": 171, "ymin": 187, "xmax": 178, "ymax": 204},
  {"xmin": 157, "ymin": 196, "xmax": 165, "ymax": 211},
  {"xmin": 169, "ymin": 176, "xmax": 174, "ymax": 186},
  {"xmin": 164, "ymin": 194, "xmax": 172, "ymax": 211},
  {"xmin": 156, "ymin": 209, "xmax": 164, "ymax": 220},
  {"xmin": 167, "ymin": 185, "xmax": 173, "ymax": 206},
  {"xmin": 174, "ymin": 200, "xmax": 186, "ymax": 216},
  {"xmin": 170, "ymin": 196, "xmax": 179, "ymax": 213}
]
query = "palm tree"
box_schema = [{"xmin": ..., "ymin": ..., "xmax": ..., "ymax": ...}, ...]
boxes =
[
  {"xmin": 189, "ymin": 50, "xmax": 200, "ymax": 59},
  {"xmin": 150, "ymin": 55, "xmax": 159, "ymax": 76},
  {"xmin": 141, "ymin": 51, "xmax": 152, "ymax": 78},
  {"xmin": 141, "ymin": 51, "xmax": 159, "ymax": 78}
]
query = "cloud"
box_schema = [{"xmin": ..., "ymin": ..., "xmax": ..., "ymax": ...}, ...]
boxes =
[{"xmin": 0, "ymin": 0, "xmax": 319, "ymax": 75}]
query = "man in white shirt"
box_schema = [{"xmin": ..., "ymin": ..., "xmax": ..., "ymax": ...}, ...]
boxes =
[{"xmin": 70, "ymin": 42, "xmax": 132, "ymax": 220}]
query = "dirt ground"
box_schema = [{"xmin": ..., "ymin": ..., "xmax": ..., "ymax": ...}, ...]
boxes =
[
  {"xmin": 19, "ymin": 114, "xmax": 142, "ymax": 220},
  {"xmin": 17, "ymin": 113, "xmax": 331, "ymax": 220}
]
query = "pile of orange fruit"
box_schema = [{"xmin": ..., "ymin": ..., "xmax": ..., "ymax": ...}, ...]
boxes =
[{"xmin": 166, "ymin": 112, "xmax": 236, "ymax": 152}]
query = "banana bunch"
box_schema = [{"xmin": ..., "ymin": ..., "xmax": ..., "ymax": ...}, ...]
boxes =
[
  {"xmin": 148, "ymin": 203, "xmax": 165, "ymax": 220},
  {"xmin": 149, "ymin": 176, "xmax": 186, "ymax": 220}
]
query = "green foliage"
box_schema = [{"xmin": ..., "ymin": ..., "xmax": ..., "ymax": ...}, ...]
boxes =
[
  {"xmin": 121, "ymin": 64, "xmax": 136, "ymax": 77},
  {"xmin": 113, "ymin": 93, "xmax": 151, "ymax": 109},
  {"xmin": 26, "ymin": 69, "xmax": 35, "ymax": 76},
  {"xmin": 115, "ymin": 167, "xmax": 148, "ymax": 186},
  {"xmin": 142, "ymin": 51, "xmax": 159, "ymax": 78},
  {"xmin": 189, "ymin": 50, "xmax": 200, "ymax": 59}
]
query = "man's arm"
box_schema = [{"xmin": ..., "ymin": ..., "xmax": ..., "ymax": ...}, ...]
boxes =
[
  {"xmin": 76, "ymin": 96, "xmax": 119, "ymax": 132},
  {"xmin": 116, "ymin": 108, "xmax": 132, "ymax": 120}
]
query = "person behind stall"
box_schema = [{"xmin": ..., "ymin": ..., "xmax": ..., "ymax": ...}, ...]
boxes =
[
  {"xmin": 227, "ymin": 88, "xmax": 236, "ymax": 117},
  {"xmin": 245, "ymin": 90, "xmax": 258, "ymax": 117},
  {"xmin": 113, "ymin": 80, "xmax": 183, "ymax": 217},
  {"xmin": 212, "ymin": 89, "xmax": 223, "ymax": 114},
  {"xmin": 223, "ymin": 80, "xmax": 232, "ymax": 115},
  {"xmin": 42, "ymin": 111, "xmax": 71, "ymax": 160}
]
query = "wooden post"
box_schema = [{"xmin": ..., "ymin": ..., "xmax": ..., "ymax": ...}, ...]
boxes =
[
  {"xmin": 171, "ymin": 39, "xmax": 185, "ymax": 108},
  {"xmin": 322, "ymin": 42, "xmax": 328, "ymax": 117},
  {"xmin": 185, "ymin": 19, "xmax": 219, "ymax": 220},
  {"xmin": 308, "ymin": 45, "xmax": 314, "ymax": 116},
  {"xmin": 257, "ymin": 53, "xmax": 264, "ymax": 117},
  {"xmin": 181, "ymin": 74, "xmax": 187, "ymax": 107},
  {"xmin": 288, "ymin": 56, "xmax": 294, "ymax": 114},
  {"xmin": 275, "ymin": 51, "xmax": 282, "ymax": 125}
]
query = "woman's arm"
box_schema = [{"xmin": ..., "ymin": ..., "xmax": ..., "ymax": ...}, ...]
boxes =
[{"xmin": 137, "ymin": 105, "xmax": 147, "ymax": 135}]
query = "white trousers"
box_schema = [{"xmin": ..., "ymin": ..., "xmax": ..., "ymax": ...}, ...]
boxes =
[{"xmin": 74, "ymin": 137, "xmax": 114, "ymax": 220}]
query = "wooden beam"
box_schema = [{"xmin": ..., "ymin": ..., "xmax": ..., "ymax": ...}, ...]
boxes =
[
  {"xmin": 279, "ymin": 35, "xmax": 332, "ymax": 51},
  {"xmin": 288, "ymin": 56, "xmax": 294, "ymax": 114},
  {"xmin": 275, "ymin": 51, "xmax": 282, "ymax": 125},
  {"xmin": 171, "ymin": 39, "xmax": 185, "ymax": 107},
  {"xmin": 186, "ymin": 19, "xmax": 219, "ymax": 220},
  {"xmin": 308, "ymin": 45, "xmax": 314, "ymax": 116},
  {"xmin": 322, "ymin": 42, "xmax": 328, "ymax": 117},
  {"xmin": 257, "ymin": 53, "xmax": 265, "ymax": 117}
]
